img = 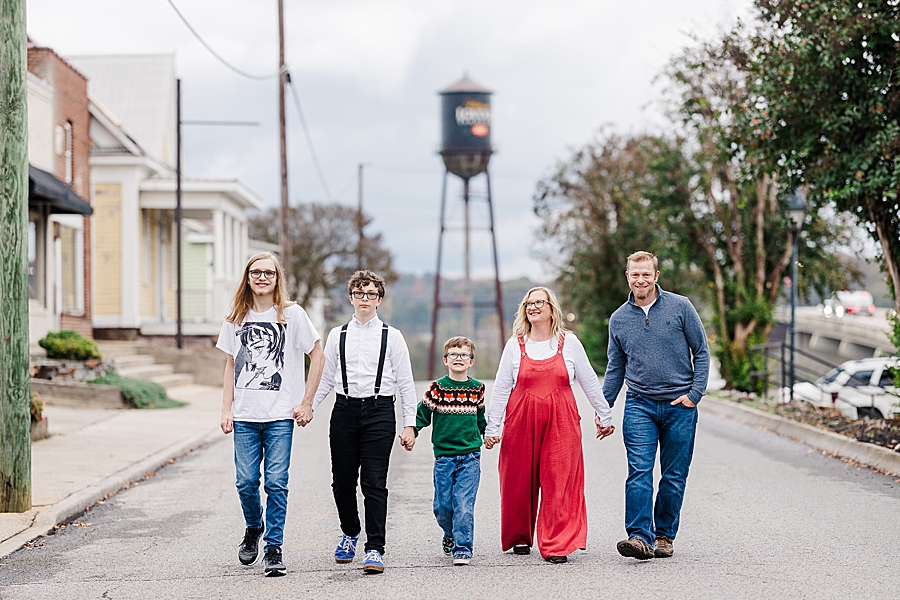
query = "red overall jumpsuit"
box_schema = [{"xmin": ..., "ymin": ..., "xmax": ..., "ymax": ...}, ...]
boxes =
[{"xmin": 498, "ymin": 333, "xmax": 587, "ymax": 558}]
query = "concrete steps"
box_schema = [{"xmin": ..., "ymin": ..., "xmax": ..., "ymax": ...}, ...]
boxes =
[{"xmin": 99, "ymin": 341, "xmax": 195, "ymax": 391}]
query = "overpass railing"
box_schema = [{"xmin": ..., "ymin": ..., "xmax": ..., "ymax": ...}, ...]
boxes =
[{"xmin": 749, "ymin": 342, "xmax": 839, "ymax": 400}]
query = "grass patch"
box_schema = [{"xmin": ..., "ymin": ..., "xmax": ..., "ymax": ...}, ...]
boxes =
[{"xmin": 89, "ymin": 372, "xmax": 186, "ymax": 409}]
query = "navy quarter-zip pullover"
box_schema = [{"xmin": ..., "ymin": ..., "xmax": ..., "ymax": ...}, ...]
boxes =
[{"xmin": 602, "ymin": 284, "xmax": 710, "ymax": 406}]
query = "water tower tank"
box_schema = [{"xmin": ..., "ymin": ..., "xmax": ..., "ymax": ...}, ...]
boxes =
[{"xmin": 439, "ymin": 76, "xmax": 493, "ymax": 180}]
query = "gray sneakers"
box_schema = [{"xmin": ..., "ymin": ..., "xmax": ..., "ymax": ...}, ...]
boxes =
[
  {"xmin": 238, "ymin": 527, "xmax": 264, "ymax": 565},
  {"xmin": 263, "ymin": 547, "xmax": 286, "ymax": 576},
  {"xmin": 616, "ymin": 536, "xmax": 655, "ymax": 560}
]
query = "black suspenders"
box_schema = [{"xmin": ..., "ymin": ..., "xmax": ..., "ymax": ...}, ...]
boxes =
[{"xmin": 339, "ymin": 321, "xmax": 390, "ymax": 398}]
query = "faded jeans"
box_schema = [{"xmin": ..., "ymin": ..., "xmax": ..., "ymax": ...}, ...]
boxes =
[
  {"xmin": 433, "ymin": 451, "xmax": 481, "ymax": 558},
  {"xmin": 622, "ymin": 392, "xmax": 698, "ymax": 546},
  {"xmin": 233, "ymin": 419, "xmax": 294, "ymax": 551}
]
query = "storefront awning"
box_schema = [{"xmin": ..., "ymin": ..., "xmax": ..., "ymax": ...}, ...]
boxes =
[{"xmin": 28, "ymin": 165, "xmax": 93, "ymax": 215}]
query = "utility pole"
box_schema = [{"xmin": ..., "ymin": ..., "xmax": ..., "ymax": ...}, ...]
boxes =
[
  {"xmin": 0, "ymin": 0, "xmax": 32, "ymax": 513},
  {"xmin": 357, "ymin": 163, "xmax": 363, "ymax": 270},
  {"xmin": 175, "ymin": 79, "xmax": 183, "ymax": 350},
  {"xmin": 278, "ymin": 0, "xmax": 291, "ymax": 284}
]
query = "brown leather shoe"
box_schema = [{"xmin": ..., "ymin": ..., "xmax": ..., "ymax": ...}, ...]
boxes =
[
  {"xmin": 512, "ymin": 545, "xmax": 531, "ymax": 555},
  {"xmin": 616, "ymin": 537, "xmax": 654, "ymax": 560},
  {"xmin": 654, "ymin": 536, "xmax": 674, "ymax": 558}
]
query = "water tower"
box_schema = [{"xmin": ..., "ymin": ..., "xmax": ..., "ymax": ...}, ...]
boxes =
[{"xmin": 428, "ymin": 75, "xmax": 505, "ymax": 379}]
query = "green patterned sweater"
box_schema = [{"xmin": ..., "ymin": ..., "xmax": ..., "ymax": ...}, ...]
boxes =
[{"xmin": 414, "ymin": 375, "xmax": 486, "ymax": 457}]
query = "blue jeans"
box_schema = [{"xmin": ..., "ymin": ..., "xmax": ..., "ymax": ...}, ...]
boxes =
[
  {"xmin": 433, "ymin": 451, "xmax": 480, "ymax": 558},
  {"xmin": 233, "ymin": 419, "xmax": 294, "ymax": 551},
  {"xmin": 622, "ymin": 393, "xmax": 698, "ymax": 546}
]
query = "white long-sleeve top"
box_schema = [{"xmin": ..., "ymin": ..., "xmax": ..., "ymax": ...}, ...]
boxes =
[
  {"xmin": 312, "ymin": 315, "xmax": 418, "ymax": 427},
  {"xmin": 485, "ymin": 333, "xmax": 612, "ymax": 437}
]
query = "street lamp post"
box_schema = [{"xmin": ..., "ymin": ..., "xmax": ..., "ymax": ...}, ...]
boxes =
[{"xmin": 787, "ymin": 189, "xmax": 808, "ymax": 401}]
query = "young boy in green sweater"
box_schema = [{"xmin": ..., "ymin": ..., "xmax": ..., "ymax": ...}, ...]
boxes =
[{"xmin": 404, "ymin": 336, "xmax": 486, "ymax": 565}]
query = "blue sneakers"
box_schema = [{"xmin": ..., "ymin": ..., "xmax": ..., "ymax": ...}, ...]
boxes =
[
  {"xmin": 334, "ymin": 534, "xmax": 359, "ymax": 564},
  {"xmin": 362, "ymin": 549, "xmax": 385, "ymax": 573},
  {"xmin": 441, "ymin": 534, "xmax": 454, "ymax": 555}
]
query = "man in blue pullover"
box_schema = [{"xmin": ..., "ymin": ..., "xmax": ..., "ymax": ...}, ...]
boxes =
[{"xmin": 603, "ymin": 251, "xmax": 709, "ymax": 560}]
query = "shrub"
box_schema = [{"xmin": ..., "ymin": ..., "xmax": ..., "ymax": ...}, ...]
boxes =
[
  {"xmin": 88, "ymin": 372, "xmax": 186, "ymax": 409},
  {"xmin": 38, "ymin": 330, "xmax": 102, "ymax": 361},
  {"xmin": 30, "ymin": 391, "xmax": 44, "ymax": 424}
]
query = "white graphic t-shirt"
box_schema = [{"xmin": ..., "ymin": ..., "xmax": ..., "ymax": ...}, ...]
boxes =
[{"xmin": 216, "ymin": 304, "xmax": 321, "ymax": 422}]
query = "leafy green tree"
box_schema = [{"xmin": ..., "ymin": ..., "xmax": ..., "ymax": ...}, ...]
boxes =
[
  {"xmin": 661, "ymin": 33, "xmax": 862, "ymax": 388},
  {"xmin": 534, "ymin": 132, "xmax": 700, "ymax": 371},
  {"xmin": 745, "ymin": 0, "xmax": 900, "ymax": 314}
]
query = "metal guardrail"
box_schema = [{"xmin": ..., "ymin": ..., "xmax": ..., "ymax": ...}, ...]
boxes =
[{"xmin": 749, "ymin": 342, "xmax": 839, "ymax": 400}]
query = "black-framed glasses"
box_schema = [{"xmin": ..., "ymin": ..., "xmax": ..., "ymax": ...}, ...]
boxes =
[
  {"xmin": 445, "ymin": 352, "xmax": 473, "ymax": 360},
  {"xmin": 249, "ymin": 269, "xmax": 277, "ymax": 280},
  {"xmin": 351, "ymin": 290, "xmax": 381, "ymax": 300},
  {"xmin": 523, "ymin": 299, "xmax": 547, "ymax": 309}
]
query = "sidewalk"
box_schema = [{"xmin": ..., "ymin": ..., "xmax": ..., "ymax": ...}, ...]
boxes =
[{"xmin": 0, "ymin": 384, "xmax": 223, "ymax": 558}]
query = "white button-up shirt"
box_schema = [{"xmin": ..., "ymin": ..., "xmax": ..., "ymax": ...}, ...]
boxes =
[{"xmin": 312, "ymin": 315, "xmax": 418, "ymax": 427}]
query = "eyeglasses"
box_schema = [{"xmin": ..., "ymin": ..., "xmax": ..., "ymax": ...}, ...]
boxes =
[
  {"xmin": 445, "ymin": 352, "xmax": 473, "ymax": 360},
  {"xmin": 351, "ymin": 290, "xmax": 381, "ymax": 300},
  {"xmin": 522, "ymin": 299, "xmax": 547, "ymax": 309},
  {"xmin": 249, "ymin": 269, "xmax": 277, "ymax": 280}
]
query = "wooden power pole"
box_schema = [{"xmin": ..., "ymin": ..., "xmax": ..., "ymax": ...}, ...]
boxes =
[
  {"xmin": 0, "ymin": 0, "xmax": 32, "ymax": 513},
  {"xmin": 277, "ymin": 0, "xmax": 291, "ymax": 283}
]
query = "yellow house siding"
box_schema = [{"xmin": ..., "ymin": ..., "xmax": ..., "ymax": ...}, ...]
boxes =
[
  {"xmin": 165, "ymin": 214, "xmax": 177, "ymax": 320},
  {"xmin": 140, "ymin": 209, "xmax": 157, "ymax": 317},
  {"xmin": 93, "ymin": 183, "xmax": 121, "ymax": 316}
]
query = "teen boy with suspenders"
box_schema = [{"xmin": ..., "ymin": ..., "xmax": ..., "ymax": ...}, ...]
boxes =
[{"xmin": 304, "ymin": 270, "xmax": 417, "ymax": 573}]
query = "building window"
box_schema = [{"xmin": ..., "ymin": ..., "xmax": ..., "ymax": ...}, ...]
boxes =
[
  {"xmin": 64, "ymin": 121, "xmax": 73, "ymax": 184},
  {"xmin": 54, "ymin": 215, "xmax": 85, "ymax": 315},
  {"xmin": 28, "ymin": 220, "xmax": 38, "ymax": 301},
  {"xmin": 142, "ymin": 210, "xmax": 151, "ymax": 285}
]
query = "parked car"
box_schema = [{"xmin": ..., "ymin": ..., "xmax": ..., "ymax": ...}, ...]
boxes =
[
  {"xmin": 792, "ymin": 356, "xmax": 898, "ymax": 419},
  {"xmin": 835, "ymin": 385, "xmax": 900, "ymax": 420},
  {"xmin": 824, "ymin": 290, "xmax": 876, "ymax": 318}
]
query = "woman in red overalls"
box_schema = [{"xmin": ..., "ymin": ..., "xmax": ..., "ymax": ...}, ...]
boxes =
[{"xmin": 485, "ymin": 287, "xmax": 616, "ymax": 562}]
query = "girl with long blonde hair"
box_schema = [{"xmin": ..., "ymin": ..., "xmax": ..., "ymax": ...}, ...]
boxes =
[
  {"xmin": 216, "ymin": 250, "xmax": 324, "ymax": 576},
  {"xmin": 485, "ymin": 285, "xmax": 615, "ymax": 563},
  {"xmin": 226, "ymin": 252, "xmax": 295, "ymax": 325}
]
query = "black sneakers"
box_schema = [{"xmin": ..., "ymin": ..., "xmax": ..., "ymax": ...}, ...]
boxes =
[
  {"xmin": 238, "ymin": 527, "xmax": 264, "ymax": 565},
  {"xmin": 264, "ymin": 547, "xmax": 286, "ymax": 576}
]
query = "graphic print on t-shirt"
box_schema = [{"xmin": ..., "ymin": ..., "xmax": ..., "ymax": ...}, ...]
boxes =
[{"xmin": 234, "ymin": 322, "xmax": 286, "ymax": 390}]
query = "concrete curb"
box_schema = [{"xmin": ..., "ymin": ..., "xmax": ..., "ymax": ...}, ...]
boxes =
[
  {"xmin": 703, "ymin": 397, "xmax": 900, "ymax": 476},
  {"xmin": 0, "ymin": 426, "xmax": 222, "ymax": 559}
]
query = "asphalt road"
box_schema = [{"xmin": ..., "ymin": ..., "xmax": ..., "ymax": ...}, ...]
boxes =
[{"xmin": 2, "ymin": 384, "xmax": 899, "ymax": 600}]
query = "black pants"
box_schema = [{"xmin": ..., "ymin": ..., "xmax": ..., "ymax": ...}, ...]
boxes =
[{"xmin": 329, "ymin": 395, "xmax": 396, "ymax": 554}]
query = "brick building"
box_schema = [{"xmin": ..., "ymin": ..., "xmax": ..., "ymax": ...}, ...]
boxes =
[{"xmin": 27, "ymin": 40, "xmax": 94, "ymax": 341}]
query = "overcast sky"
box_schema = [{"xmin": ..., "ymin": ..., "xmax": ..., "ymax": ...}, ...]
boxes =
[{"xmin": 27, "ymin": 0, "xmax": 752, "ymax": 280}]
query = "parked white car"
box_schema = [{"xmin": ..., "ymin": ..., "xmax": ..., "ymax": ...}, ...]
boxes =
[
  {"xmin": 835, "ymin": 385, "xmax": 900, "ymax": 420},
  {"xmin": 792, "ymin": 356, "xmax": 898, "ymax": 419}
]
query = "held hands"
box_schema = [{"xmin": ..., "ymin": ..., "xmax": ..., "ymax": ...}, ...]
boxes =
[
  {"xmin": 670, "ymin": 395, "xmax": 696, "ymax": 408},
  {"xmin": 484, "ymin": 435, "xmax": 501, "ymax": 450},
  {"xmin": 594, "ymin": 415, "xmax": 615, "ymax": 440},
  {"xmin": 220, "ymin": 409, "xmax": 234, "ymax": 435},
  {"xmin": 293, "ymin": 403, "xmax": 313, "ymax": 427},
  {"xmin": 398, "ymin": 426, "xmax": 416, "ymax": 451}
]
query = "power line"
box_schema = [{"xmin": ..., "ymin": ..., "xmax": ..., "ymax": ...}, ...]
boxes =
[
  {"xmin": 165, "ymin": 0, "xmax": 281, "ymax": 81},
  {"xmin": 287, "ymin": 76, "xmax": 333, "ymax": 202}
]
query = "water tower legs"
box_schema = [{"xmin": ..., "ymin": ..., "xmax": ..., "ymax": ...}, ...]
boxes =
[
  {"xmin": 428, "ymin": 169, "xmax": 505, "ymax": 379},
  {"xmin": 428, "ymin": 171, "xmax": 450, "ymax": 380}
]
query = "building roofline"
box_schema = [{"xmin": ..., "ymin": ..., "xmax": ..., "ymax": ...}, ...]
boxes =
[
  {"xmin": 27, "ymin": 44, "xmax": 89, "ymax": 83},
  {"xmin": 139, "ymin": 178, "xmax": 265, "ymax": 210}
]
